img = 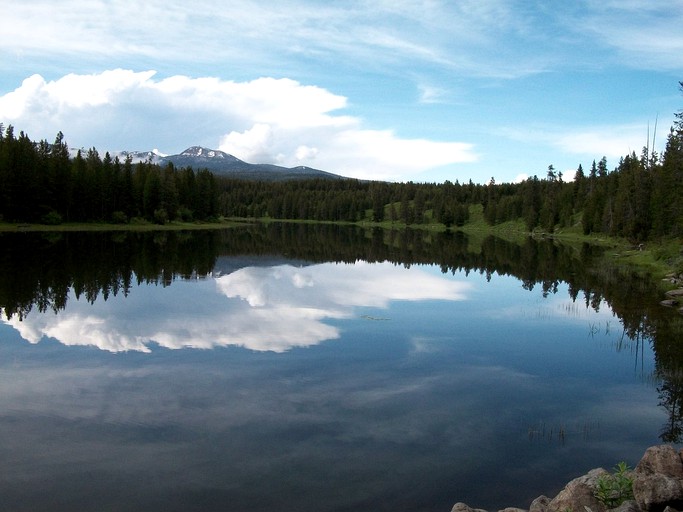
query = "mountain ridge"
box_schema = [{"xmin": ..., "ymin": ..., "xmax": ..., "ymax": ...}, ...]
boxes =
[{"xmin": 113, "ymin": 146, "xmax": 344, "ymax": 181}]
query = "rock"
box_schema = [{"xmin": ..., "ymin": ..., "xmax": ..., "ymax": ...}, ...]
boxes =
[
  {"xmin": 499, "ymin": 508, "xmax": 527, "ymax": 512},
  {"xmin": 529, "ymin": 495, "xmax": 550, "ymax": 512},
  {"xmin": 451, "ymin": 502, "xmax": 488, "ymax": 512},
  {"xmin": 665, "ymin": 289, "xmax": 683, "ymax": 298},
  {"xmin": 610, "ymin": 500, "xmax": 641, "ymax": 512},
  {"xmin": 635, "ymin": 446, "xmax": 683, "ymax": 479},
  {"xmin": 661, "ymin": 299, "xmax": 679, "ymax": 307},
  {"xmin": 632, "ymin": 474, "xmax": 683, "ymax": 511},
  {"xmin": 547, "ymin": 468, "xmax": 609, "ymax": 512},
  {"xmin": 633, "ymin": 445, "xmax": 683, "ymax": 511}
]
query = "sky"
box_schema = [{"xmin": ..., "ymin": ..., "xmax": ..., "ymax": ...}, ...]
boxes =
[{"xmin": 1, "ymin": 1, "xmax": 682, "ymax": 184}]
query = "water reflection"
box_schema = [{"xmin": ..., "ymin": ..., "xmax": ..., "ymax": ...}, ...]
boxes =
[
  {"xmin": 3, "ymin": 262, "xmax": 471, "ymax": 352},
  {"xmin": 0, "ymin": 225, "xmax": 682, "ymax": 512}
]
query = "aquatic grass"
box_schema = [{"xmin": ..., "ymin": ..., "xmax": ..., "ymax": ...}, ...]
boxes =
[{"xmin": 527, "ymin": 420, "xmax": 600, "ymax": 444}]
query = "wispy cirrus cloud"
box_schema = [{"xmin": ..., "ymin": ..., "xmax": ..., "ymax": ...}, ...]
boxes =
[
  {"xmin": 3, "ymin": 1, "xmax": 679, "ymax": 89},
  {"xmin": 576, "ymin": 0, "xmax": 683, "ymax": 69},
  {"xmin": 499, "ymin": 121, "xmax": 663, "ymax": 163},
  {"xmin": 0, "ymin": 0, "xmax": 557, "ymax": 79}
]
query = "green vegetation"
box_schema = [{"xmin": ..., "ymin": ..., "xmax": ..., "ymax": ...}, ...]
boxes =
[{"xmin": 594, "ymin": 462, "xmax": 634, "ymax": 508}]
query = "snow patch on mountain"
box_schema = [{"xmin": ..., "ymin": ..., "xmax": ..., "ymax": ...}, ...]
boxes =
[{"xmin": 181, "ymin": 146, "xmax": 229, "ymax": 159}]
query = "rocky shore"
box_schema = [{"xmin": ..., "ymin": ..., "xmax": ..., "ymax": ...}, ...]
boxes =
[
  {"xmin": 452, "ymin": 445, "xmax": 683, "ymax": 512},
  {"xmin": 661, "ymin": 273, "xmax": 683, "ymax": 315}
]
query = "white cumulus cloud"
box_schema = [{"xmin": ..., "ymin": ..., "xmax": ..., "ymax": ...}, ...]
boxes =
[{"xmin": 0, "ymin": 70, "xmax": 477, "ymax": 181}]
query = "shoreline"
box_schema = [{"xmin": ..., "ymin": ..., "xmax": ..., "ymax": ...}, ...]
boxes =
[
  {"xmin": 450, "ymin": 445, "xmax": 683, "ymax": 512},
  {"xmin": 2, "ymin": 218, "xmax": 680, "ymax": 278}
]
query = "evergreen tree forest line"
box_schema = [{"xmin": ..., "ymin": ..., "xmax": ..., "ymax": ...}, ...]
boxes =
[
  {"xmin": 1, "ymin": 83, "xmax": 681, "ymax": 241},
  {"xmin": 0, "ymin": 127, "xmax": 220, "ymax": 225}
]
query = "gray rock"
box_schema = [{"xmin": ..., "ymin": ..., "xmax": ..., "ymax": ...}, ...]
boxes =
[
  {"xmin": 499, "ymin": 508, "xmax": 527, "ymax": 512},
  {"xmin": 632, "ymin": 474, "xmax": 683, "ymax": 511},
  {"xmin": 609, "ymin": 500, "xmax": 641, "ymax": 512},
  {"xmin": 451, "ymin": 502, "xmax": 488, "ymax": 512},
  {"xmin": 635, "ymin": 445, "xmax": 683, "ymax": 479},
  {"xmin": 665, "ymin": 289, "xmax": 683, "ymax": 298},
  {"xmin": 451, "ymin": 503, "xmax": 474, "ymax": 512},
  {"xmin": 548, "ymin": 468, "xmax": 609, "ymax": 512},
  {"xmin": 632, "ymin": 445, "xmax": 683, "ymax": 511},
  {"xmin": 529, "ymin": 495, "xmax": 550, "ymax": 512}
]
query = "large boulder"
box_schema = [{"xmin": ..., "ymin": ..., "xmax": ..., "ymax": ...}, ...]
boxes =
[
  {"xmin": 529, "ymin": 495, "xmax": 550, "ymax": 512},
  {"xmin": 632, "ymin": 445, "xmax": 683, "ymax": 512},
  {"xmin": 451, "ymin": 502, "xmax": 488, "ymax": 512},
  {"xmin": 547, "ymin": 468, "xmax": 609, "ymax": 512}
]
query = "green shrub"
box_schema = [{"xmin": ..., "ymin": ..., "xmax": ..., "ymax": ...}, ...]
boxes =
[
  {"xmin": 111, "ymin": 211, "xmax": 128, "ymax": 224},
  {"xmin": 41, "ymin": 211, "xmax": 63, "ymax": 225},
  {"xmin": 153, "ymin": 208, "xmax": 169, "ymax": 225},
  {"xmin": 177, "ymin": 207, "xmax": 193, "ymax": 222},
  {"xmin": 594, "ymin": 462, "xmax": 634, "ymax": 508}
]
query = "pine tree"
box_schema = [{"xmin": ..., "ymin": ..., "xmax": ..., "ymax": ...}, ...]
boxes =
[{"xmin": 651, "ymin": 82, "xmax": 683, "ymax": 237}]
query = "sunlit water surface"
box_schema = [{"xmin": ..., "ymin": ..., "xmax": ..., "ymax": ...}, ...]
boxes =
[{"xmin": 0, "ymin": 257, "xmax": 666, "ymax": 511}]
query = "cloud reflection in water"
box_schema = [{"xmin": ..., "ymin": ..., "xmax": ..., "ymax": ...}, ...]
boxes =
[{"xmin": 2, "ymin": 262, "xmax": 472, "ymax": 353}]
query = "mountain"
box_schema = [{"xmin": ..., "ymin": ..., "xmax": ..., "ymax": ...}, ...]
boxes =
[
  {"xmin": 116, "ymin": 149, "xmax": 166, "ymax": 164},
  {"xmin": 116, "ymin": 146, "xmax": 344, "ymax": 181}
]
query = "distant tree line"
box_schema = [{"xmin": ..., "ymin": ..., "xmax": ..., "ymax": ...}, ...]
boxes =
[
  {"xmin": 218, "ymin": 83, "xmax": 683, "ymax": 242},
  {"xmin": 0, "ymin": 128, "xmax": 219, "ymax": 224},
  {"xmin": 216, "ymin": 177, "xmax": 474, "ymax": 227},
  {"xmin": 1, "ymin": 82, "xmax": 681, "ymax": 240}
]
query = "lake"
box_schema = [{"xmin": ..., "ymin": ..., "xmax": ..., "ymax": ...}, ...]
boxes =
[{"xmin": 1, "ymin": 224, "xmax": 681, "ymax": 512}]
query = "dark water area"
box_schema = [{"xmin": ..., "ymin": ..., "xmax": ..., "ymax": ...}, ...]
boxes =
[{"xmin": 1, "ymin": 224, "xmax": 682, "ymax": 512}]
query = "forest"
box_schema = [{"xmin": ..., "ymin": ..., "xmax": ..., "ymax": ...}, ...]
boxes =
[{"xmin": 0, "ymin": 83, "xmax": 681, "ymax": 242}]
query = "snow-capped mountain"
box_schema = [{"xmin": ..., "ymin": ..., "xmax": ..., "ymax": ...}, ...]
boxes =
[
  {"xmin": 69, "ymin": 145, "xmax": 343, "ymax": 181},
  {"xmin": 70, "ymin": 148, "xmax": 166, "ymax": 165},
  {"xmin": 179, "ymin": 146, "xmax": 233, "ymax": 159},
  {"xmin": 117, "ymin": 149, "xmax": 166, "ymax": 164},
  {"xmin": 143, "ymin": 146, "xmax": 341, "ymax": 181},
  {"xmin": 167, "ymin": 146, "xmax": 243, "ymax": 168}
]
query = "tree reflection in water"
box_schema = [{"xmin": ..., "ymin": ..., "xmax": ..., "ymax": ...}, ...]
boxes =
[{"xmin": 1, "ymin": 223, "xmax": 682, "ymax": 441}]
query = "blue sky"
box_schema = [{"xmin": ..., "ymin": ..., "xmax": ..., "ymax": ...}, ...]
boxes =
[{"xmin": 1, "ymin": 1, "xmax": 681, "ymax": 183}]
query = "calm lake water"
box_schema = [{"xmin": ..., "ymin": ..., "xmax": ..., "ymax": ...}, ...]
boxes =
[{"xmin": 0, "ymin": 225, "xmax": 681, "ymax": 512}]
